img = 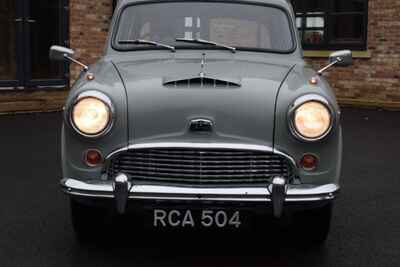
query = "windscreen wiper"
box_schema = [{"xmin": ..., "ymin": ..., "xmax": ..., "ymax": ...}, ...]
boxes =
[
  {"xmin": 175, "ymin": 37, "xmax": 236, "ymax": 53},
  {"xmin": 118, "ymin": 39, "xmax": 176, "ymax": 52}
]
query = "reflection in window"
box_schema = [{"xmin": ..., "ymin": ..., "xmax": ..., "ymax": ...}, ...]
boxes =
[
  {"xmin": 116, "ymin": 2, "xmax": 294, "ymax": 52},
  {"xmin": 304, "ymin": 30, "xmax": 324, "ymax": 45},
  {"xmin": 306, "ymin": 17, "xmax": 324, "ymax": 28},
  {"xmin": 184, "ymin": 16, "xmax": 201, "ymax": 39}
]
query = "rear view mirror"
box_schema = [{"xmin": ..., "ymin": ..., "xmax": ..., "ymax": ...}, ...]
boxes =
[
  {"xmin": 49, "ymin": 45, "xmax": 74, "ymax": 61},
  {"xmin": 318, "ymin": 50, "xmax": 353, "ymax": 75},
  {"xmin": 49, "ymin": 45, "xmax": 88, "ymax": 71},
  {"xmin": 329, "ymin": 50, "xmax": 353, "ymax": 67}
]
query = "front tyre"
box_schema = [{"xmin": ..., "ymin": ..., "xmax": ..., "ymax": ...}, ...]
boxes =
[
  {"xmin": 292, "ymin": 203, "xmax": 333, "ymax": 246},
  {"xmin": 70, "ymin": 199, "xmax": 108, "ymax": 243}
]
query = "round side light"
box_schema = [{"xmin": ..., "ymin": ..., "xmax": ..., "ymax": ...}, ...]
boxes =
[
  {"xmin": 300, "ymin": 154, "xmax": 318, "ymax": 171},
  {"xmin": 85, "ymin": 149, "xmax": 103, "ymax": 167}
]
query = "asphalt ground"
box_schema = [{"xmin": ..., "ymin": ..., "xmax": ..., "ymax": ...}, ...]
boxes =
[{"xmin": 0, "ymin": 107, "xmax": 399, "ymax": 267}]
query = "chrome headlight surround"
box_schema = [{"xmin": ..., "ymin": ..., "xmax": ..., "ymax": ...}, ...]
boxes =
[
  {"xmin": 69, "ymin": 90, "xmax": 114, "ymax": 138},
  {"xmin": 288, "ymin": 94, "xmax": 336, "ymax": 142}
]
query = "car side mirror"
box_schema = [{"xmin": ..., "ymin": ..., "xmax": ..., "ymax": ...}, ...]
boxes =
[
  {"xmin": 329, "ymin": 50, "xmax": 353, "ymax": 67},
  {"xmin": 318, "ymin": 50, "xmax": 353, "ymax": 75},
  {"xmin": 49, "ymin": 45, "xmax": 89, "ymax": 72},
  {"xmin": 49, "ymin": 45, "xmax": 74, "ymax": 61}
]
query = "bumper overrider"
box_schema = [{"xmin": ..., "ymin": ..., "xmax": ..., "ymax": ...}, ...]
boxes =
[{"xmin": 60, "ymin": 176, "xmax": 339, "ymax": 218}]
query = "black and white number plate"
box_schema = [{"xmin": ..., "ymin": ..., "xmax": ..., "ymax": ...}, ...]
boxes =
[{"xmin": 153, "ymin": 209, "xmax": 242, "ymax": 228}]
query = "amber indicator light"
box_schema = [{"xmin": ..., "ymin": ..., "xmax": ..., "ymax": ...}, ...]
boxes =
[
  {"xmin": 309, "ymin": 77, "xmax": 318, "ymax": 85},
  {"xmin": 86, "ymin": 73, "xmax": 95, "ymax": 81}
]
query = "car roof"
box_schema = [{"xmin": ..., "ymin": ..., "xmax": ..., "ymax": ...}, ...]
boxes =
[{"xmin": 117, "ymin": 0, "xmax": 292, "ymax": 10}]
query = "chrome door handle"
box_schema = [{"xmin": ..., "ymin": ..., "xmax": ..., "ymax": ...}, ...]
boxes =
[
  {"xmin": 15, "ymin": 18, "xmax": 23, "ymax": 22},
  {"xmin": 26, "ymin": 19, "xmax": 36, "ymax": 23}
]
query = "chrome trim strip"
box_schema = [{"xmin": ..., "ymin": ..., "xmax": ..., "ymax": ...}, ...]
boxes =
[
  {"xmin": 106, "ymin": 143, "xmax": 274, "ymax": 160},
  {"xmin": 61, "ymin": 178, "xmax": 339, "ymax": 202}
]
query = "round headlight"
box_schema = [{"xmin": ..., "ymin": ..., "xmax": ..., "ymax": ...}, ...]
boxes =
[
  {"xmin": 71, "ymin": 94, "xmax": 112, "ymax": 136},
  {"xmin": 291, "ymin": 97, "xmax": 333, "ymax": 141}
]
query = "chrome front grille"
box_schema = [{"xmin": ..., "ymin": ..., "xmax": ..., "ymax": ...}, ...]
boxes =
[{"xmin": 107, "ymin": 148, "xmax": 292, "ymax": 185}]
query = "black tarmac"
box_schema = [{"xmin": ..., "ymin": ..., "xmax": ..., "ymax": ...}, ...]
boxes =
[{"xmin": 0, "ymin": 108, "xmax": 399, "ymax": 267}]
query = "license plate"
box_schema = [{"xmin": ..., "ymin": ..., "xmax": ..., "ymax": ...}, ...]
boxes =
[{"xmin": 153, "ymin": 209, "xmax": 242, "ymax": 228}]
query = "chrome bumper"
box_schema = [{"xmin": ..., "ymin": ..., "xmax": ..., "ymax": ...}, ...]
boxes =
[{"xmin": 61, "ymin": 178, "xmax": 339, "ymax": 203}]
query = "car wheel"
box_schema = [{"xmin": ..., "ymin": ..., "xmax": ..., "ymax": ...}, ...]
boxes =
[
  {"xmin": 70, "ymin": 199, "xmax": 108, "ymax": 243},
  {"xmin": 292, "ymin": 203, "xmax": 333, "ymax": 246}
]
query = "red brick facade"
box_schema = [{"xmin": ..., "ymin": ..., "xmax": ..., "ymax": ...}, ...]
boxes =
[
  {"xmin": 0, "ymin": 0, "xmax": 399, "ymax": 113},
  {"xmin": 69, "ymin": 0, "xmax": 113, "ymax": 81},
  {"xmin": 307, "ymin": 0, "xmax": 400, "ymax": 108}
]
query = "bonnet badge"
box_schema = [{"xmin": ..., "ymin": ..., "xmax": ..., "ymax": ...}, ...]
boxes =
[{"xmin": 190, "ymin": 118, "xmax": 213, "ymax": 132}]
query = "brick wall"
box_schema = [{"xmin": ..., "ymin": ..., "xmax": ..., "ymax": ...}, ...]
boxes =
[
  {"xmin": 69, "ymin": 0, "xmax": 113, "ymax": 82},
  {"xmin": 306, "ymin": 0, "xmax": 400, "ymax": 109},
  {"xmin": 67, "ymin": 0, "xmax": 400, "ymax": 109},
  {"xmin": 0, "ymin": 0, "xmax": 399, "ymax": 114}
]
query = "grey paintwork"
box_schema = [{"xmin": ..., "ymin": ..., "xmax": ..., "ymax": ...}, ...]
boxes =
[
  {"xmin": 62, "ymin": 0, "xmax": 341, "ymax": 189},
  {"xmin": 115, "ymin": 52, "xmax": 294, "ymax": 146}
]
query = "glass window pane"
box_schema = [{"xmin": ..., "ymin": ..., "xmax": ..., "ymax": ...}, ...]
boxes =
[
  {"xmin": 116, "ymin": 2, "xmax": 295, "ymax": 52},
  {"xmin": 291, "ymin": 0, "xmax": 329, "ymax": 13},
  {"xmin": 303, "ymin": 30, "xmax": 325, "ymax": 46},
  {"xmin": 296, "ymin": 17, "xmax": 302, "ymax": 28},
  {"xmin": 0, "ymin": 0, "xmax": 17, "ymax": 81},
  {"xmin": 30, "ymin": 0, "xmax": 64, "ymax": 80},
  {"xmin": 333, "ymin": 0, "xmax": 366, "ymax": 12},
  {"xmin": 331, "ymin": 14, "xmax": 364, "ymax": 43},
  {"xmin": 306, "ymin": 17, "xmax": 324, "ymax": 28}
]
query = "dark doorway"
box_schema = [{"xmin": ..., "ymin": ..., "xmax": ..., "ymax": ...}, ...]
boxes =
[
  {"xmin": 0, "ymin": 0, "xmax": 69, "ymax": 90},
  {"xmin": 0, "ymin": 0, "xmax": 20, "ymax": 87}
]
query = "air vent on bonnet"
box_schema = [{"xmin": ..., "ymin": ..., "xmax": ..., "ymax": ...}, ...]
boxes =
[{"xmin": 163, "ymin": 76, "xmax": 241, "ymax": 88}]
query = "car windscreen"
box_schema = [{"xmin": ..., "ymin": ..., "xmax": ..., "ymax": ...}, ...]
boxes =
[{"xmin": 113, "ymin": 2, "xmax": 295, "ymax": 53}]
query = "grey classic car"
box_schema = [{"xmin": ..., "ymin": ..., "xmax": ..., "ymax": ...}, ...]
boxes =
[{"xmin": 50, "ymin": 0, "xmax": 352, "ymax": 244}]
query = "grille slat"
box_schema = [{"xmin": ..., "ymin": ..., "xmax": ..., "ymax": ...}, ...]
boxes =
[
  {"xmin": 108, "ymin": 148, "xmax": 292, "ymax": 185},
  {"xmin": 116, "ymin": 161, "xmax": 286, "ymax": 169},
  {"xmin": 115, "ymin": 170, "xmax": 286, "ymax": 178},
  {"xmin": 126, "ymin": 153, "xmax": 281, "ymax": 160},
  {"xmin": 146, "ymin": 149, "xmax": 254, "ymax": 155},
  {"xmin": 113, "ymin": 165, "xmax": 288, "ymax": 174},
  {"xmin": 118, "ymin": 156, "xmax": 283, "ymax": 164}
]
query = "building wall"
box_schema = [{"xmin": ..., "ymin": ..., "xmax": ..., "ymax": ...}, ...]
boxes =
[
  {"xmin": 69, "ymin": 0, "xmax": 114, "ymax": 82},
  {"xmin": 0, "ymin": 0, "xmax": 399, "ymax": 113},
  {"xmin": 0, "ymin": 0, "xmax": 114, "ymax": 114},
  {"xmin": 306, "ymin": 0, "xmax": 400, "ymax": 108}
]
